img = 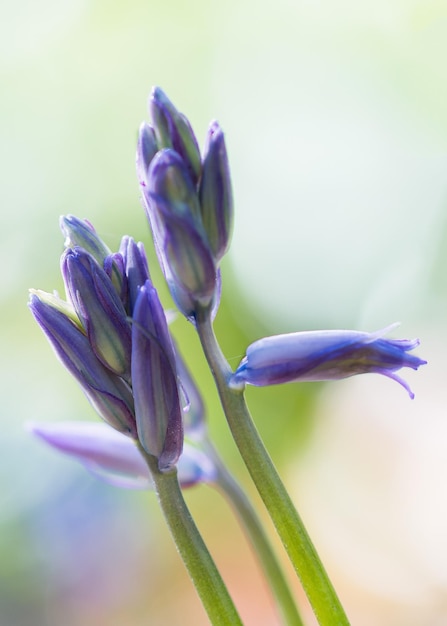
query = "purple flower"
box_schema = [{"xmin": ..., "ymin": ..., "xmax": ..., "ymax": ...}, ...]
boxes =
[
  {"xmin": 199, "ymin": 121, "xmax": 233, "ymax": 262},
  {"xmin": 131, "ymin": 279, "xmax": 183, "ymax": 471},
  {"xmin": 29, "ymin": 291, "xmax": 137, "ymax": 435},
  {"xmin": 61, "ymin": 247, "xmax": 132, "ymax": 379},
  {"xmin": 136, "ymin": 88, "xmax": 232, "ymax": 321},
  {"xmin": 232, "ymin": 325, "xmax": 427, "ymax": 398},
  {"xmin": 60, "ymin": 215, "xmax": 111, "ymax": 266},
  {"xmin": 29, "ymin": 422, "xmax": 216, "ymax": 490},
  {"xmin": 118, "ymin": 236, "xmax": 151, "ymax": 315},
  {"xmin": 149, "ymin": 86, "xmax": 202, "ymax": 185},
  {"xmin": 147, "ymin": 149, "xmax": 217, "ymax": 310}
]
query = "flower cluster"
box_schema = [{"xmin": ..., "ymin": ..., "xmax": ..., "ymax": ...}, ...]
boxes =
[
  {"xmin": 136, "ymin": 87, "xmax": 233, "ymax": 321},
  {"xmin": 30, "ymin": 88, "xmax": 426, "ymax": 493},
  {"xmin": 29, "ymin": 215, "xmax": 215, "ymax": 485}
]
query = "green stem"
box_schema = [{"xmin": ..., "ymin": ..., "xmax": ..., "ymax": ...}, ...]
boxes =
[
  {"xmin": 209, "ymin": 444, "xmax": 305, "ymax": 626},
  {"xmin": 195, "ymin": 308, "xmax": 350, "ymax": 626},
  {"xmin": 139, "ymin": 446, "xmax": 243, "ymax": 626}
]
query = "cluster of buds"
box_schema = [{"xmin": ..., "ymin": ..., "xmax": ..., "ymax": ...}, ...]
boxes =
[
  {"xmin": 29, "ymin": 88, "xmax": 427, "ymax": 496},
  {"xmin": 29, "ymin": 215, "xmax": 215, "ymax": 485},
  {"xmin": 136, "ymin": 87, "xmax": 233, "ymax": 321}
]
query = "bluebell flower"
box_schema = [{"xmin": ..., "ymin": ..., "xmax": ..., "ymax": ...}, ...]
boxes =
[
  {"xmin": 29, "ymin": 291, "xmax": 137, "ymax": 435},
  {"xmin": 147, "ymin": 149, "xmax": 217, "ymax": 306},
  {"xmin": 149, "ymin": 86, "xmax": 202, "ymax": 185},
  {"xmin": 136, "ymin": 87, "xmax": 233, "ymax": 321},
  {"xmin": 131, "ymin": 279, "xmax": 184, "ymax": 471},
  {"xmin": 118, "ymin": 235, "xmax": 151, "ymax": 314},
  {"xmin": 30, "ymin": 217, "xmax": 193, "ymax": 475},
  {"xmin": 232, "ymin": 325, "xmax": 427, "ymax": 398},
  {"xmin": 29, "ymin": 422, "xmax": 217, "ymax": 490},
  {"xmin": 61, "ymin": 247, "xmax": 132, "ymax": 379},
  {"xmin": 60, "ymin": 214, "xmax": 111, "ymax": 266},
  {"xmin": 199, "ymin": 121, "xmax": 233, "ymax": 262}
]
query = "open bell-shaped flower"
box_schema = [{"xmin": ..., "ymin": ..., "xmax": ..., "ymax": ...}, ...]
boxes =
[{"xmin": 232, "ymin": 324, "xmax": 427, "ymax": 399}]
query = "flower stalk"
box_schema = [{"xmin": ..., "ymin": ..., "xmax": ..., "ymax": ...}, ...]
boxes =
[
  {"xmin": 195, "ymin": 305, "xmax": 350, "ymax": 626},
  {"xmin": 139, "ymin": 446, "xmax": 243, "ymax": 626}
]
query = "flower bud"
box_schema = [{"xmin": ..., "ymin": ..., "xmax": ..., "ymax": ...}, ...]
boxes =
[
  {"xmin": 131, "ymin": 280, "xmax": 183, "ymax": 471},
  {"xmin": 148, "ymin": 149, "xmax": 217, "ymax": 305},
  {"xmin": 60, "ymin": 215, "xmax": 111, "ymax": 266},
  {"xmin": 199, "ymin": 121, "xmax": 234, "ymax": 262},
  {"xmin": 232, "ymin": 325, "xmax": 427, "ymax": 398},
  {"xmin": 29, "ymin": 292, "xmax": 136, "ymax": 435},
  {"xmin": 150, "ymin": 86, "xmax": 201, "ymax": 185},
  {"xmin": 104, "ymin": 252, "xmax": 127, "ymax": 306},
  {"xmin": 119, "ymin": 236, "xmax": 151, "ymax": 315},
  {"xmin": 61, "ymin": 247, "xmax": 132, "ymax": 379},
  {"xmin": 136, "ymin": 122, "xmax": 158, "ymax": 186}
]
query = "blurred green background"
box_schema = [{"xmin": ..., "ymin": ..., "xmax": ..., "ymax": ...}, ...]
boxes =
[{"xmin": 2, "ymin": 1, "xmax": 446, "ymax": 624}]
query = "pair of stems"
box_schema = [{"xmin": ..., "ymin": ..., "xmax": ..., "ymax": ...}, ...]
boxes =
[
  {"xmin": 195, "ymin": 307, "xmax": 350, "ymax": 626},
  {"xmin": 143, "ymin": 442, "xmax": 303, "ymax": 625},
  {"xmin": 144, "ymin": 306, "xmax": 349, "ymax": 625}
]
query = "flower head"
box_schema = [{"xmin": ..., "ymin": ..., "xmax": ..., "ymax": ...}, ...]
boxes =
[
  {"xmin": 30, "ymin": 216, "xmax": 190, "ymax": 474},
  {"xmin": 136, "ymin": 87, "xmax": 233, "ymax": 321},
  {"xmin": 232, "ymin": 324, "xmax": 427, "ymax": 398}
]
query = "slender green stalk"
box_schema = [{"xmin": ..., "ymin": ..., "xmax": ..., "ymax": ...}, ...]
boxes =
[
  {"xmin": 209, "ymin": 444, "xmax": 304, "ymax": 626},
  {"xmin": 139, "ymin": 446, "xmax": 243, "ymax": 626},
  {"xmin": 195, "ymin": 308, "xmax": 350, "ymax": 626}
]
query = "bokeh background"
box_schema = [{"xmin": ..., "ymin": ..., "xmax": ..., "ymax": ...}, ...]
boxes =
[{"xmin": 2, "ymin": 1, "xmax": 446, "ymax": 624}]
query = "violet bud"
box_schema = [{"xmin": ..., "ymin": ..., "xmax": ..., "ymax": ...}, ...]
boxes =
[
  {"xmin": 61, "ymin": 247, "xmax": 132, "ymax": 379},
  {"xmin": 119, "ymin": 236, "xmax": 151, "ymax": 315},
  {"xmin": 199, "ymin": 121, "xmax": 234, "ymax": 262},
  {"xmin": 136, "ymin": 122, "xmax": 158, "ymax": 186},
  {"xmin": 60, "ymin": 215, "xmax": 111, "ymax": 266},
  {"xmin": 131, "ymin": 280, "xmax": 183, "ymax": 471},
  {"xmin": 29, "ymin": 292, "xmax": 136, "ymax": 435},
  {"xmin": 103, "ymin": 252, "xmax": 127, "ymax": 306},
  {"xmin": 148, "ymin": 149, "xmax": 217, "ymax": 306},
  {"xmin": 150, "ymin": 86, "xmax": 201, "ymax": 185},
  {"xmin": 232, "ymin": 324, "xmax": 427, "ymax": 399}
]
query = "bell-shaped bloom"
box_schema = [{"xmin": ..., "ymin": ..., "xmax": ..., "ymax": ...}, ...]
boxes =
[
  {"xmin": 29, "ymin": 422, "xmax": 217, "ymax": 490},
  {"xmin": 29, "ymin": 292, "xmax": 137, "ymax": 435},
  {"xmin": 131, "ymin": 280, "xmax": 183, "ymax": 471},
  {"xmin": 61, "ymin": 247, "xmax": 132, "ymax": 379},
  {"xmin": 199, "ymin": 121, "xmax": 234, "ymax": 262},
  {"xmin": 232, "ymin": 325, "xmax": 427, "ymax": 398},
  {"xmin": 60, "ymin": 215, "xmax": 111, "ymax": 266},
  {"xmin": 147, "ymin": 149, "xmax": 217, "ymax": 308},
  {"xmin": 149, "ymin": 86, "xmax": 202, "ymax": 185}
]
